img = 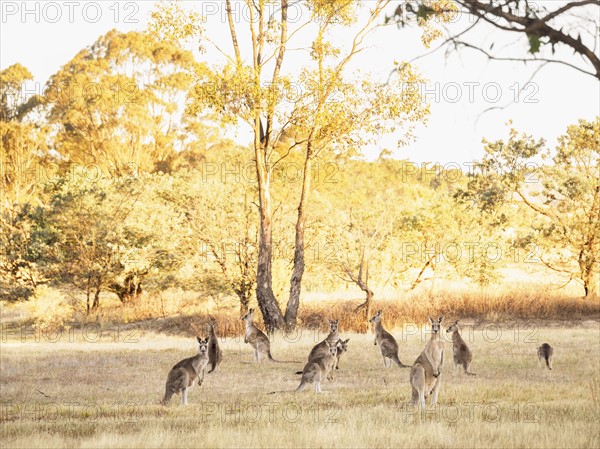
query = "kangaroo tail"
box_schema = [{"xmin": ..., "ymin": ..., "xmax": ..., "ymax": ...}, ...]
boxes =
[
  {"xmin": 392, "ymin": 354, "xmax": 410, "ymax": 368},
  {"xmin": 267, "ymin": 351, "xmax": 281, "ymax": 363},
  {"xmin": 295, "ymin": 381, "xmax": 307, "ymax": 393},
  {"xmin": 161, "ymin": 390, "xmax": 173, "ymax": 406},
  {"xmin": 294, "ymin": 371, "xmax": 303, "ymax": 375},
  {"xmin": 545, "ymin": 357, "xmax": 551, "ymax": 370}
]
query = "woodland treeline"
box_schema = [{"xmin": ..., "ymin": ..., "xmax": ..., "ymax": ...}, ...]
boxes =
[{"xmin": 1, "ymin": 1, "xmax": 598, "ymax": 331}]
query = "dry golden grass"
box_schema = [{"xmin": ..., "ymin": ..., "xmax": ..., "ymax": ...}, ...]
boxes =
[
  {"xmin": 11, "ymin": 281, "xmax": 599, "ymax": 339},
  {"xmin": 1, "ymin": 320, "xmax": 599, "ymax": 448},
  {"xmin": 97, "ymin": 288, "xmax": 600, "ymax": 337}
]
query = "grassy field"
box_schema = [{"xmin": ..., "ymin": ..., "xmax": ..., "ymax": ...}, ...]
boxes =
[{"xmin": 1, "ymin": 320, "xmax": 599, "ymax": 448}]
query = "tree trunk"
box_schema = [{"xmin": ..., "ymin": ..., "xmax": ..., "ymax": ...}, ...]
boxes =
[
  {"xmin": 354, "ymin": 286, "xmax": 374, "ymax": 334},
  {"xmin": 365, "ymin": 289, "xmax": 373, "ymax": 333},
  {"xmin": 354, "ymin": 289, "xmax": 374, "ymax": 333},
  {"xmin": 583, "ymin": 267, "xmax": 599, "ymax": 298},
  {"xmin": 254, "ymin": 124, "xmax": 284, "ymax": 333},
  {"xmin": 86, "ymin": 289, "xmax": 91, "ymax": 315},
  {"xmin": 92, "ymin": 287, "xmax": 101, "ymax": 311},
  {"xmin": 236, "ymin": 288, "xmax": 251, "ymax": 316},
  {"xmin": 111, "ymin": 274, "xmax": 143, "ymax": 304},
  {"xmin": 284, "ymin": 147, "xmax": 313, "ymax": 329},
  {"xmin": 579, "ymin": 245, "xmax": 599, "ymax": 298}
]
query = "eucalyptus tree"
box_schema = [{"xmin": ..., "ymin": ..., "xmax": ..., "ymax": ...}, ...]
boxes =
[{"xmin": 152, "ymin": 0, "xmax": 429, "ymax": 330}]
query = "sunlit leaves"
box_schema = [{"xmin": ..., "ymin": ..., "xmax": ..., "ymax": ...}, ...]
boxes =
[
  {"xmin": 44, "ymin": 30, "xmax": 201, "ymax": 174},
  {"xmin": 463, "ymin": 118, "xmax": 600, "ymax": 296},
  {"xmin": 148, "ymin": 0, "xmax": 205, "ymax": 49},
  {"xmin": 401, "ymin": 0, "xmax": 459, "ymax": 48},
  {"xmin": 308, "ymin": 0, "xmax": 358, "ymax": 26}
]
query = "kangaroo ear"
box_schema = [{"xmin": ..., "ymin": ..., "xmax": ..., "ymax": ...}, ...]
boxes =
[
  {"xmin": 428, "ymin": 316, "xmax": 434, "ymax": 324},
  {"xmin": 344, "ymin": 338, "xmax": 350, "ymax": 343},
  {"xmin": 438, "ymin": 315, "xmax": 445, "ymax": 323},
  {"xmin": 196, "ymin": 336, "xmax": 202, "ymax": 343},
  {"xmin": 378, "ymin": 310, "xmax": 382, "ymax": 315}
]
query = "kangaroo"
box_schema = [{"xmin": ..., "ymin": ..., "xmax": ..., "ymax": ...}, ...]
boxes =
[
  {"xmin": 335, "ymin": 338, "xmax": 350, "ymax": 370},
  {"xmin": 296, "ymin": 337, "xmax": 349, "ymax": 374},
  {"xmin": 369, "ymin": 310, "xmax": 409, "ymax": 368},
  {"xmin": 410, "ymin": 316, "xmax": 445, "ymax": 408},
  {"xmin": 446, "ymin": 320, "xmax": 475, "ymax": 375},
  {"xmin": 207, "ymin": 323, "xmax": 223, "ymax": 373},
  {"xmin": 242, "ymin": 308, "xmax": 279, "ymax": 363},
  {"xmin": 537, "ymin": 343, "xmax": 553, "ymax": 370},
  {"xmin": 296, "ymin": 341, "xmax": 338, "ymax": 393},
  {"xmin": 307, "ymin": 319, "xmax": 339, "ymax": 361},
  {"xmin": 162, "ymin": 337, "xmax": 209, "ymax": 406}
]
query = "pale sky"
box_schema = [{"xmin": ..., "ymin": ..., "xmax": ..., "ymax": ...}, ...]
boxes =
[{"xmin": 1, "ymin": 1, "xmax": 599, "ymax": 165}]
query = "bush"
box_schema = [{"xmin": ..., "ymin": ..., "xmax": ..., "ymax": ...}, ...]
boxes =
[{"xmin": 24, "ymin": 286, "xmax": 76, "ymax": 331}]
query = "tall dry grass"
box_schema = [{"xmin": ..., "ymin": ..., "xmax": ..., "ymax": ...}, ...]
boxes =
[
  {"xmin": 135, "ymin": 287, "xmax": 600, "ymax": 337},
  {"xmin": 5, "ymin": 285, "xmax": 598, "ymax": 339}
]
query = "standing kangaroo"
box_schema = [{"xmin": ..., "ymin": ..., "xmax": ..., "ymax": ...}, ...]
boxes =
[
  {"xmin": 207, "ymin": 323, "xmax": 223, "ymax": 373},
  {"xmin": 295, "ymin": 335, "xmax": 348, "ymax": 375},
  {"xmin": 307, "ymin": 319, "xmax": 339, "ymax": 361},
  {"xmin": 410, "ymin": 316, "xmax": 445, "ymax": 408},
  {"xmin": 162, "ymin": 337, "xmax": 209, "ymax": 406},
  {"xmin": 446, "ymin": 320, "xmax": 475, "ymax": 375},
  {"xmin": 369, "ymin": 310, "xmax": 409, "ymax": 368},
  {"xmin": 537, "ymin": 343, "xmax": 554, "ymax": 370},
  {"xmin": 296, "ymin": 341, "xmax": 338, "ymax": 393},
  {"xmin": 335, "ymin": 338, "xmax": 350, "ymax": 370},
  {"xmin": 242, "ymin": 308, "xmax": 279, "ymax": 363}
]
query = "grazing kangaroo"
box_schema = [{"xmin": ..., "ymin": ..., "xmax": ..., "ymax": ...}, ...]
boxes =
[
  {"xmin": 537, "ymin": 343, "xmax": 553, "ymax": 370},
  {"xmin": 335, "ymin": 338, "xmax": 350, "ymax": 370},
  {"xmin": 242, "ymin": 308, "xmax": 279, "ymax": 363},
  {"xmin": 446, "ymin": 320, "xmax": 475, "ymax": 376},
  {"xmin": 296, "ymin": 341, "xmax": 338, "ymax": 393},
  {"xmin": 297, "ymin": 337, "xmax": 349, "ymax": 374},
  {"xmin": 307, "ymin": 319, "xmax": 339, "ymax": 361},
  {"xmin": 162, "ymin": 337, "xmax": 209, "ymax": 406},
  {"xmin": 410, "ymin": 316, "xmax": 445, "ymax": 408},
  {"xmin": 207, "ymin": 323, "xmax": 223, "ymax": 373},
  {"xmin": 369, "ymin": 310, "xmax": 409, "ymax": 368}
]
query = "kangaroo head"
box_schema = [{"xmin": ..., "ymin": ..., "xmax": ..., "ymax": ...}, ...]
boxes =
[
  {"xmin": 327, "ymin": 340, "xmax": 338, "ymax": 357},
  {"xmin": 369, "ymin": 310, "xmax": 382, "ymax": 324},
  {"xmin": 428, "ymin": 315, "xmax": 444, "ymax": 334},
  {"xmin": 242, "ymin": 308, "xmax": 255, "ymax": 323},
  {"xmin": 328, "ymin": 319, "xmax": 339, "ymax": 333},
  {"xmin": 446, "ymin": 320, "xmax": 459, "ymax": 333},
  {"xmin": 196, "ymin": 336, "xmax": 209, "ymax": 354},
  {"xmin": 336, "ymin": 338, "xmax": 350, "ymax": 355}
]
